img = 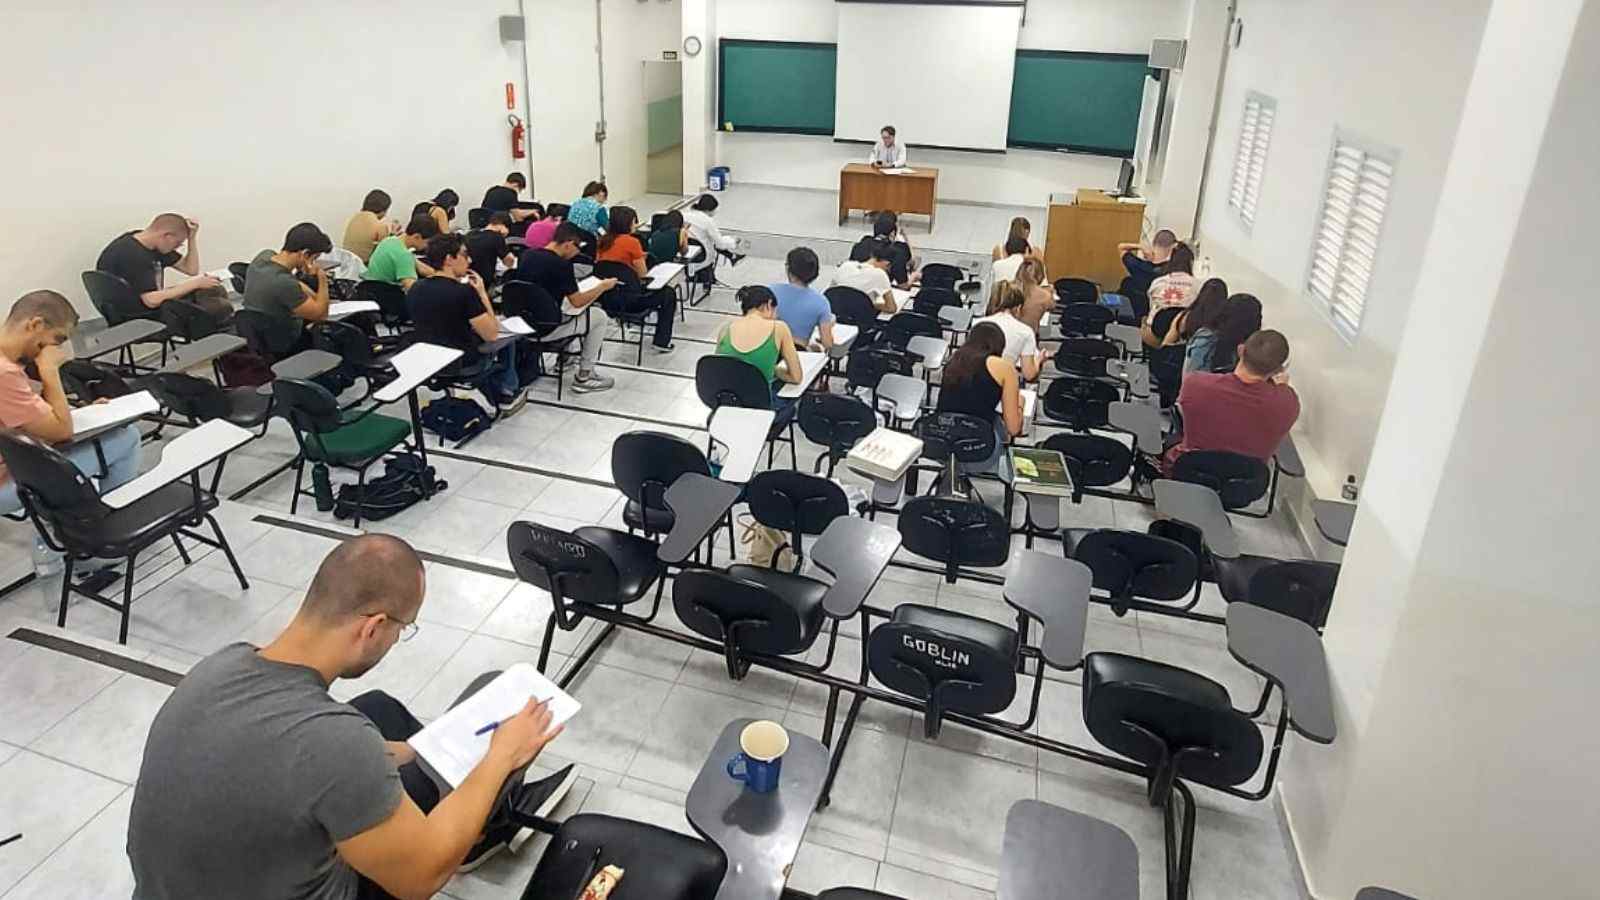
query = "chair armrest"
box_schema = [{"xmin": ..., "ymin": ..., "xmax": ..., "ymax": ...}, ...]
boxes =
[
  {"xmin": 659, "ymin": 474, "xmax": 742, "ymax": 564},
  {"xmin": 1225, "ymin": 603, "xmax": 1336, "ymax": 743},
  {"xmin": 101, "ymin": 420, "xmax": 254, "ymax": 510},
  {"xmin": 1002, "ymin": 551, "xmax": 1091, "ymax": 670},
  {"xmin": 810, "ymin": 517, "xmax": 902, "ymax": 619}
]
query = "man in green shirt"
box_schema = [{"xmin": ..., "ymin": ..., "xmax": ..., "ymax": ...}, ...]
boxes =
[{"xmin": 363, "ymin": 215, "xmax": 440, "ymax": 291}]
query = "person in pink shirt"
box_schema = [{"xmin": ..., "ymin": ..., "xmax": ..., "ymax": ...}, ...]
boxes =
[
  {"xmin": 0, "ymin": 290, "xmax": 142, "ymax": 515},
  {"xmin": 518, "ymin": 208, "xmax": 563, "ymax": 253}
]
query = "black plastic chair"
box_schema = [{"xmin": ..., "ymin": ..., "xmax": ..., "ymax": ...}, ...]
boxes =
[
  {"xmin": 1056, "ymin": 302, "xmax": 1114, "ymax": 338},
  {"xmin": 844, "ymin": 345, "xmax": 915, "ymax": 421},
  {"xmin": 226, "ymin": 261, "xmax": 249, "ymax": 294},
  {"xmin": 518, "ymin": 814, "xmax": 724, "ymax": 900},
  {"xmin": 911, "ymin": 286, "xmax": 960, "ymax": 318},
  {"xmin": 1054, "ymin": 277, "xmax": 1100, "ymax": 306},
  {"xmin": 272, "ymin": 379, "xmax": 415, "ymax": 528},
  {"xmin": 694, "ymin": 356, "xmax": 797, "ymax": 469},
  {"xmin": 0, "ymin": 429, "xmax": 249, "ymax": 644},
  {"xmin": 1064, "ymin": 528, "xmax": 1201, "ymax": 617},
  {"xmin": 311, "ymin": 320, "xmax": 401, "ymax": 404},
  {"xmin": 1039, "ymin": 433, "xmax": 1133, "ymax": 503},
  {"xmin": 1040, "ymin": 377, "xmax": 1120, "ymax": 431},
  {"xmin": 501, "ymin": 279, "xmax": 586, "ymax": 401},
  {"xmin": 58, "ymin": 360, "xmax": 140, "ymax": 403},
  {"xmin": 796, "ymin": 392, "xmax": 876, "ymax": 476},
  {"xmin": 897, "ymin": 494, "xmax": 1010, "ymax": 584},
  {"xmin": 159, "ymin": 296, "xmax": 231, "ymax": 343},
  {"xmin": 81, "ymin": 270, "xmax": 159, "ymax": 327},
  {"xmin": 1171, "ymin": 450, "xmax": 1272, "ymax": 511},
  {"xmin": 912, "ymin": 410, "xmax": 997, "ymax": 499},
  {"xmin": 1212, "ymin": 557, "xmax": 1340, "ymax": 629},
  {"xmin": 506, "ymin": 520, "xmax": 667, "ymax": 672},
  {"xmin": 882, "ymin": 311, "xmax": 941, "ymax": 350},
  {"xmin": 674, "ymin": 566, "xmax": 838, "ymax": 682},
  {"xmin": 826, "ymin": 285, "xmax": 883, "ymax": 343},
  {"xmin": 1052, "ymin": 338, "xmax": 1122, "ymax": 380},
  {"xmin": 356, "ymin": 280, "xmax": 411, "ymax": 331},
  {"xmin": 593, "ymin": 259, "xmax": 659, "ymax": 365},
  {"xmin": 467, "ymin": 207, "xmax": 492, "ymax": 230},
  {"xmin": 611, "ymin": 431, "xmax": 711, "ymax": 538},
  {"xmin": 744, "ymin": 470, "xmax": 851, "ymax": 571},
  {"xmin": 233, "ymin": 308, "xmax": 299, "ymax": 366},
  {"xmin": 148, "ymin": 372, "xmax": 273, "ymax": 435},
  {"xmin": 920, "ymin": 262, "xmax": 963, "ymax": 291}
]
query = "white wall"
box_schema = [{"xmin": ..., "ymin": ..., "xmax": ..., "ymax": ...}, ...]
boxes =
[
  {"xmin": 1192, "ymin": 0, "xmax": 1491, "ymax": 503},
  {"xmin": 525, "ymin": 1, "xmax": 603, "ymax": 202},
  {"xmin": 0, "ymin": 0, "xmax": 524, "ymax": 319},
  {"xmin": 597, "ymin": 0, "xmax": 682, "ymax": 202},
  {"xmin": 682, "ymin": 0, "xmax": 718, "ymax": 192},
  {"xmin": 707, "ymin": 0, "xmax": 1189, "ymax": 206},
  {"xmin": 1151, "ymin": 0, "xmax": 1231, "ymax": 234}
]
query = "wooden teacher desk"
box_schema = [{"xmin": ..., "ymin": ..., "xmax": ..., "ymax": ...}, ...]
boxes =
[
  {"xmin": 839, "ymin": 163, "xmax": 939, "ymax": 229},
  {"xmin": 1043, "ymin": 189, "xmax": 1147, "ymax": 289}
]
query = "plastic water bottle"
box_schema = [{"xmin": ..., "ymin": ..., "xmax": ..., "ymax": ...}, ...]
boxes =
[
  {"xmin": 32, "ymin": 535, "xmax": 63, "ymax": 578},
  {"xmin": 313, "ymin": 464, "xmax": 335, "ymax": 512}
]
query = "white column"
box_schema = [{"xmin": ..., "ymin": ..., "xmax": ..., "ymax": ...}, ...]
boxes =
[
  {"xmin": 680, "ymin": 0, "xmax": 717, "ymax": 194},
  {"xmin": 1281, "ymin": 1, "xmax": 1600, "ymax": 897},
  {"xmin": 1152, "ymin": 0, "xmax": 1231, "ymax": 235}
]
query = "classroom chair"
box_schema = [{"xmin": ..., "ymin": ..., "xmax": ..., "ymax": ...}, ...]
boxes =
[
  {"xmin": 81, "ymin": 270, "xmax": 160, "ymax": 327},
  {"xmin": 1052, "ymin": 337, "xmax": 1123, "ymax": 381},
  {"xmin": 1054, "ymin": 277, "xmax": 1100, "ymax": 306},
  {"xmin": 272, "ymin": 378, "xmax": 415, "ymax": 528},
  {"xmin": 148, "ymin": 373, "xmax": 274, "ymax": 437},
  {"xmin": 1212, "ymin": 557, "xmax": 1341, "ymax": 629},
  {"xmin": 825, "ymin": 285, "xmax": 884, "ymax": 344},
  {"xmin": 593, "ymin": 259, "xmax": 667, "ymax": 365},
  {"xmin": 1056, "ymin": 302, "xmax": 1114, "ymax": 338},
  {"xmin": 743, "ymin": 470, "xmax": 852, "ymax": 571},
  {"xmin": 1040, "ymin": 376, "xmax": 1121, "ymax": 432},
  {"xmin": 518, "ymin": 814, "xmax": 724, "ymax": 900},
  {"xmin": 611, "ymin": 431, "xmax": 718, "ymax": 544},
  {"xmin": 882, "ymin": 311, "xmax": 942, "ymax": 350},
  {"xmin": 500, "ymin": 279, "xmax": 589, "ymax": 401},
  {"xmin": 796, "ymin": 392, "xmax": 876, "ymax": 476},
  {"xmin": 1063, "ymin": 527, "xmax": 1202, "ymax": 618},
  {"xmin": 1171, "ymin": 450, "xmax": 1272, "ymax": 511},
  {"xmin": 694, "ymin": 356, "xmax": 797, "ymax": 469}
]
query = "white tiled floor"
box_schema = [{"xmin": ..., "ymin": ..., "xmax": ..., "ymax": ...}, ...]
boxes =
[{"xmin": 0, "ymin": 255, "xmax": 1312, "ymax": 900}]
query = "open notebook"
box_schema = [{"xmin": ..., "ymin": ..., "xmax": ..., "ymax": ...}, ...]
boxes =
[{"xmin": 408, "ymin": 663, "xmax": 581, "ymax": 787}]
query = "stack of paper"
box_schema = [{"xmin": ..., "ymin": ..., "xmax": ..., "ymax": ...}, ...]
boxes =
[
  {"xmin": 408, "ymin": 663, "xmax": 581, "ymax": 788},
  {"xmin": 846, "ymin": 427, "xmax": 924, "ymax": 483},
  {"xmin": 881, "ymin": 168, "xmax": 915, "ymax": 175}
]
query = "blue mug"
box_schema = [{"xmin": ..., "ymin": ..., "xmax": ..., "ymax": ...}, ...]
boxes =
[{"xmin": 725, "ymin": 720, "xmax": 789, "ymax": 794}]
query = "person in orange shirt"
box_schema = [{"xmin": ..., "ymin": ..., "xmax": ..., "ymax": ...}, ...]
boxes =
[{"xmin": 594, "ymin": 206, "xmax": 676, "ymax": 352}]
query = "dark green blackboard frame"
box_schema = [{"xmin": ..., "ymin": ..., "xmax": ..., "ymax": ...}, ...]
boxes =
[
  {"xmin": 1007, "ymin": 50, "xmax": 1151, "ymax": 158},
  {"xmin": 718, "ymin": 39, "xmax": 838, "ymax": 136}
]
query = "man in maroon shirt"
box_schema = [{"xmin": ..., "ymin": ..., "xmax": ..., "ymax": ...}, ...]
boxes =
[{"xmin": 1164, "ymin": 329, "xmax": 1299, "ymax": 472}]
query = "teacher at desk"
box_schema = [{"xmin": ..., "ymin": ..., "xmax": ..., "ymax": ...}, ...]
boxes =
[{"xmin": 867, "ymin": 124, "xmax": 907, "ymax": 168}]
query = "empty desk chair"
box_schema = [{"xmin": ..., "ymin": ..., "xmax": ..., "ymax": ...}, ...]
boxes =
[
  {"xmin": 1053, "ymin": 338, "xmax": 1122, "ymax": 381},
  {"xmin": 272, "ymin": 379, "xmax": 416, "ymax": 528},
  {"xmin": 1041, "ymin": 376, "xmax": 1120, "ymax": 432},
  {"xmin": 674, "ymin": 566, "xmax": 835, "ymax": 686},
  {"xmin": 1065, "ymin": 528, "xmax": 1202, "ymax": 617},
  {"xmin": 797, "ymin": 392, "xmax": 876, "ymax": 476},
  {"xmin": 518, "ymin": 814, "xmax": 724, "ymax": 900},
  {"xmin": 507, "ymin": 519, "xmax": 667, "ymax": 672},
  {"xmin": 910, "ymin": 411, "xmax": 998, "ymax": 500},
  {"xmin": 1055, "ymin": 302, "xmax": 1114, "ymax": 338},
  {"xmin": 58, "ymin": 360, "xmax": 140, "ymax": 402},
  {"xmin": 149, "ymin": 373, "xmax": 274, "ymax": 437},
  {"xmin": 882, "ymin": 311, "xmax": 942, "ymax": 350},
  {"xmin": 612, "ymin": 430, "xmax": 714, "ymax": 541},
  {"xmin": 695, "ymin": 355, "xmax": 797, "ymax": 468},
  {"xmin": 1039, "ymin": 432, "xmax": 1133, "ymax": 504},
  {"xmin": 844, "ymin": 345, "xmax": 915, "ymax": 418},
  {"xmin": 1054, "ymin": 277, "xmax": 1099, "ymax": 307},
  {"xmin": 911, "ymin": 285, "xmax": 960, "ymax": 318},
  {"xmin": 897, "ymin": 494, "xmax": 1010, "ymax": 584},
  {"xmin": 1212, "ymin": 557, "xmax": 1341, "ymax": 629},
  {"xmin": 744, "ymin": 470, "xmax": 851, "ymax": 570},
  {"xmin": 920, "ymin": 262, "xmax": 963, "ymax": 291},
  {"xmin": 1171, "ymin": 449, "xmax": 1272, "ymax": 511}
]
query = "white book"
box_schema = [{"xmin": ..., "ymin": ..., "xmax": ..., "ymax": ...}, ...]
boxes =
[
  {"xmin": 327, "ymin": 300, "xmax": 379, "ymax": 318},
  {"xmin": 70, "ymin": 391, "xmax": 159, "ymax": 437},
  {"xmin": 407, "ymin": 663, "xmax": 581, "ymax": 788},
  {"xmin": 646, "ymin": 261, "xmax": 685, "ymax": 289},
  {"xmin": 846, "ymin": 427, "xmax": 924, "ymax": 483},
  {"xmin": 881, "ymin": 167, "xmax": 914, "ymax": 175}
]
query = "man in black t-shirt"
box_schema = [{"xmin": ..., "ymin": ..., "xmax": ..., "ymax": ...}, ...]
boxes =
[
  {"xmin": 512, "ymin": 222, "xmax": 617, "ymax": 393},
  {"xmin": 407, "ymin": 233, "xmax": 526, "ymax": 410},
  {"xmin": 464, "ymin": 213, "xmax": 516, "ymax": 287},
  {"xmin": 1116, "ymin": 228, "xmax": 1177, "ymax": 320},
  {"xmin": 481, "ymin": 173, "xmax": 542, "ymax": 237},
  {"xmin": 95, "ymin": 213, "xmax": 219, "ymax": 311}
]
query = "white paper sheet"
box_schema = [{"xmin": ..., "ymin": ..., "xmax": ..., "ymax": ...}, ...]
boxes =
[
  {"xmin": 880, "ymin": 168, "xmax": 915, "ymax": 175},
  {"xmin": 578, "ymin": 276, "xmax": 602, "ymax": 294},
  {"xmin": 646, "ymin": 262, "xmax": 685, "ymax": 289},
  {"xmin": 408, "ymin": 663, "xmax": 581, "ymax": 788},
  {"xmin": 70, "ymin": 391, "xmax": 159, "ymax": 436},
  {"xmin": 500, "ymin": 316, "xmax": 534, "ymax": 335},
  {"xmin": 327, "ymin": 301, "xmax": 379, "ymax": 318}
]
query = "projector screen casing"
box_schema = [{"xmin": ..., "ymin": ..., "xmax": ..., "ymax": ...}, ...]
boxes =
[{"xmin": 833, "ymin": 2, "xmax": 1022, "ymax": 152}]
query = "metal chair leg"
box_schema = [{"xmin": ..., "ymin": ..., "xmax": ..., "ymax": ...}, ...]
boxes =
[{"xmin": 117, "ymin": 552, "xmax": 138, "ymax": 644}]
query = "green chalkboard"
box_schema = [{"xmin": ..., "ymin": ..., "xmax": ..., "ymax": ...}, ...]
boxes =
[
  {"xmin": 1008, "ymin": 51, "xmax": 1150, "ymax": 156},
  {"xmin": 718, "ymin": 39, "xmax": 836, "ymax": 135}
]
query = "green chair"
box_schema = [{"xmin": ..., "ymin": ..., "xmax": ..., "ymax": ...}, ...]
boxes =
[{"xmin": 272, "ymin": 378, "xmax": 414, "ymax": 528}]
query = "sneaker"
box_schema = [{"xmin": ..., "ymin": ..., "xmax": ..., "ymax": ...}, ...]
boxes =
[
  {"xmin": 650, "ymin": 342, "xmax": 676, "ymax": 354},
  {"xmin": 571, "ymin": 371, "xmax": 615, "ymax": 393},
  {"xmin": 508, "ymin": 764, "xmax": 579, "ymax": 846},
  {"xmin": 499, "ymin": 390, "xmax": 529, "ymax": 418}
]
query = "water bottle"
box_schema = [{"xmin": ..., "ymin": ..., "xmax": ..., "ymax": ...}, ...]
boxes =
[
  {"xmin": 32, "ymin": 535, "xmax": 63, "ymax": 578},
  {"xmin": 313, "ymin": 464, "xmax": 335, "ymax": 512},
  {"xmin": 1341, "ymin": 476, "xmax": 1359, "ymax": 502}
]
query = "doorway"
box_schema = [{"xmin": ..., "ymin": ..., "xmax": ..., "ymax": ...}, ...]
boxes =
[{"xmin": 644, "ymin": 59, "xmax": 683, "ymax": 196}]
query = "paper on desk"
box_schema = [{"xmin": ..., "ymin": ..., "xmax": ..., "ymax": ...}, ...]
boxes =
[
  {"xmin": 71, "ymin": 391, "xmax": 159, "ymax": 435},
  {"xmin": 682, "ymin": 245, "xmax": 704, "ymax": 260},
  {"xmin": 578, "ymin": 275, "xmax": 603, "ymax": 294},
  {"xmin": 880, "ymin": 167, "xmax": 915, "ymax": 175},
  {"xmin": 408, "ymin": 663, "xmax": 581, "ymax": 788},
  {"xmin": 327, "ymin": 301, "xmax": 379, "ymax": 318},
  {"xmin": 500, "ymin": 316, "xmax": 534, "ymax": 335},
  {"xmin": 206, "ymin": 268, "xmax": 235, "ymax": 285},
  {"xmin": 646, "ymin": 261, "xmax": 684, "ymax": 289},
  {"xmin": 891, "ymin": 288, "xmax": 916, "ymax": 308}
]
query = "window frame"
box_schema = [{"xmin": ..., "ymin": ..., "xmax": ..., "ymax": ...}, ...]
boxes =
[
  {"xmin": 1303, "ymin": 130, "xmax": 1399, "ymax": 343},
  {"xmin": 1227, "ymin": 91, "xmax": 1276, "ymax": 232}
]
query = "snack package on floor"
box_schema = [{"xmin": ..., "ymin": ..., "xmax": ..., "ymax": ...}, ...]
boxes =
[{"xmin": 580, "ymin": 865, "xmax": 624, "ymax": 900}]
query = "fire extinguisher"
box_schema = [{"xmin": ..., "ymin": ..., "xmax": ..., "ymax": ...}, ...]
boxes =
[{"xmin": 508, "ymin": 114, "xmax": 526, "ymax": 160}]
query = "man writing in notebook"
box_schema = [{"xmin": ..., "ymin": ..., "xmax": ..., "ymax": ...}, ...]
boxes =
[{"xmin": 128, "ymin": 535, "xmax": 575, "ymax": 900}]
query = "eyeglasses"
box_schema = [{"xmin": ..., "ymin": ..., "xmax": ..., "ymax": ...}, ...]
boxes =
[{"xmin": 364, "ymin": 612, "xmax": 419, "ymax": 642}]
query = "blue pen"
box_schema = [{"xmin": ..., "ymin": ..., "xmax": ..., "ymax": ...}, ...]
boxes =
[{"xmin": 474, "ymin": 721, "xmax": 500, "ymax": 737}]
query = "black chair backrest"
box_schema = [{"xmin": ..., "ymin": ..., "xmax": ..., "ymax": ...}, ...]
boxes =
[
  {"xmin": 610, "ymin": 431, "xmax": 709, "ymax": 514},
  {"xmin": 234, "ymin": 308, "xmax": 296, "ymax": 359},
  {"xmin": 883, "ymin": 311, "xmax": 941, "ymax": 349},
  {"xmin": 467, "ymin": 207, "xmax": 492, "ymax": 229},
  {"xmin": 81, "ymin": 270, "xmax": 154, "ymax": 326},
  {"xmin": 695, "ymin": 355, "xmax": 771, "ymax": 412},
  {"xmin": 149, "ymin": 372, "xmax": 231, "ymax": 422},
  {"xmin": 826, "ymin": 285, "xmax": 880, "ymax": 330},
  {"xmin": 1083, "ymin": 651, "xmax": 1265, "ymax": 789},
  {"xmin": 1054, "ymin": 277, "xmax": 1099, "ymax": 306},
  {"xmin": 1149, "ymin": 306, "xmax": 1183, "ymax": 342},
  {"xmin": 499, "ymin": 279, "xmax": 566, "ymax": 331},
  {"xmin": 271, "ymin": 378, "xmax": 342, "ymax": 443},
  {"xmin": 1040, "ymin": 433, "xmax": 1133, "ymax": 493},
  {"xmin": 1056, "ymin": 302, "xmax": 1114, "ymax": 338},
  {"xmin": 520, "ymin": 813, "xmax": 726, "ymax": 900},
  {"xmin": 591, "ymin": 259, "xmax": 644, "ymax": 313},
  {"xmin": 797, "ymin": 392, "xmax": 876, "ymax": 455},
  {"xmin": 355, "ymin": 279, "xmax": 410, "ymax": 327},
  {"xmin": 1071, "ymin": 529, "xmax": 1199, "ymax": 605},
  {"xmin": 312, "ymin": 320, "xmax": 376, "ymax": 369},
  {"xmin": 672, "ymin": 569, "xmax": 813, "ymax": 657},
  {"xmin": 1248, "ymin": 560, "xmax": 1341, "ymax": 629},
  {"xmin": 1172, "ymin": 450, "xmax": 1272, "ymax": 510},
  {"xmin": 58, "ymin": 360, "xmax": 134, "ymax": 402},
  {"xmin": 0, "ymin": 429, "xmax": 106, "ymax": 528},
  {"xmin": 1053, "ymin": 338, "xmax": 1120, "ymax": 378},
  {"xmin": 506, "ymin": 521, "xmax": 622, "ymax": 608},
  {"xmin": 1040, "ymin": 377, "xmax": 1120, "ymax": 431},
  {"xmin": 845, "ymin": 345, "xmax": 914, "ymax": 393},
  {"xmin": 1148, "ymin": 343, "xmax": 1185, "ymax": 408},
  {"xmin": 920, "ymin": 263, "xmax": 963, "ymax": 290},
  {"xmin": 911, "ymin": 286, "xmax": 960, "ymax": 317},
  {"xmin": 746, "ymin": 471, "xmax": 849, "ymax": 542},
  {"xmin": 868, "ymin": 605, "xmax": 1018, "ymax": 721},
  {"xmin": 226, "ymin": 261, "xmax": 250, "ymax": 294},
  {"xmin": 898, "ymin": 496, "xmax": 1011, "ymax": 580},
  {"xmin": 914, "ymin": 411, "xmax": 995, "ymax": 465}
]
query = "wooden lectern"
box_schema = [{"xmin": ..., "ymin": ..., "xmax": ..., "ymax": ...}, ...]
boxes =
[{"xmin": 1042, "ymin": 189, "xmax": 1147, "ymax": 289}]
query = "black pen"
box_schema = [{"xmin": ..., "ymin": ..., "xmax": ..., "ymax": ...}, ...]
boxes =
[{"xmin": 0, "ymin": 834, "xmax": 20, "ymax": 850}]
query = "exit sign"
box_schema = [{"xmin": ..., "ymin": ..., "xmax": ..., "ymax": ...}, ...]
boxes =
[{"xmin": 663, "ymin": 50, "xmax": 679, "ymax": 60}]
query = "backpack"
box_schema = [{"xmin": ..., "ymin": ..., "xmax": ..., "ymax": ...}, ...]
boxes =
[
  {"xmin": 332, "ymin": 452, "xmax": 445, "ymax": 522},
  {"xmin": 419, "ymin": 396, "xmax": 491, "ymax": 443}
]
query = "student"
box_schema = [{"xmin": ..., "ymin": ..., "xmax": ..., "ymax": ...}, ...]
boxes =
[
  {"xmin": 682, "ymin": 194, "xmax": 739, "ymax": 288},
  {"xmin": 991, "ymin": 217, "xmax": 1044, "ymax": 264},
  {"xmin": 647, "ymin": 209, "xmax": 688, "ymax": 267},
  {"xmin": 1007, "ymin": 257, "xmax": 1055, "ymax": 332},
  {"xmin": 1167, "ymin": 280, "xmax": 1231, "ymax": 371},
  {"xmin": 769, "ymin": 247, "xmax": 834, "ymax": 352},
  {"xmin": 363, "ymin": 215, "xmax": 440, "ymax": 292},
  {"xmin": 1118, "ymin": 228, "xmax": 1177, "ymax": 301},
  {"xmin": 991, "ymin": 235, "xmax": 1031, "ymax": 284},
  {"xmin": 935, "ymin": 321, "xmax": 1023, "ymax": 482},
  {"xmin": 716, "ymin": 285, "xmax": 804, "ymax": 421},
  {"xmin": 95, "ymin": 213, "xmax": 218, "ymax": 311},
  {"xmin": 832, "ymin": 239, "xmax": 899, "ymax": 314},
  {"xmin": 243, "ymin": 223, "xmax": 334, "ymax": 354},
  {"xmin": 867, "ymin": 125, "xmax": 907, "ymax": 168},
  {"xmin": 1200, "ymin": 293, "xmax": 1262, "ymax": 374},
  {"xmin": 480, "ymin": 172, "xmax": 542, "ymax": 223},
  {"xmin": 595, "ymin": 206, "xmax": 676, "ymax": 352},
  {"xmin": 127, "ymin": 535, "xmax": 574, "ymax": 900},
  {"xmin": 521, "ymin": 205, "xmax": 563, "ymax": 251},
  {"xmin": 424, "ymin": 190, "xmax": 460, "ymax": 235},
  {"xmin": 343, "ymin": 190, "xmax": 395, "ymax": 264},
  {"xmin": 514, "ymin": 222, "xmax": 618, "ymax": 393},
  {"xmin": 464, "ymin": 212, "xmax": 516, "ymax": 287},
  {"xmin": 1163, "ymin": 329, "xmax": 1299, "ymax": 472},
  {"xmin": 0, "ymin": 291, "xmax": 142, "ymax": 520},
  {"xmin": 1147, "ymin": 242, "xmax": 1198, "ymax": 313},
  {"xmin": 857, "ymin": 212, "xmax": 915, "ymax": 287},
  {"xmin": 566, "ymin": 181, "xmax": 610, "ymax": 236},
  {"xmin": 975, "ymin": 283, "xmax": 1049, "ymax": 382},
  {"xmin": 409, "ymin": 233, "xmax": 527, "ymax": 411}
]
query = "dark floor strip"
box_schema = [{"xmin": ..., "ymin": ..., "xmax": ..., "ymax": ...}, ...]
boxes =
[
  {"xmin": 595, "ymin": 360, "xmax": 696, "ymax": 381},
  {"xmin": 427, "ymin": 447, "xmax": 620, "ymax": 489},
  {"xmin": 7, "ymin": 627, "xmax": 184, "ymax": 687},
  {"xmin": 250, "ymin": 514, "xmax": 520, "ymax": 579},
  {"xmin": 519, "ymin": 396, "xmax": 707, "ymax": 432}
]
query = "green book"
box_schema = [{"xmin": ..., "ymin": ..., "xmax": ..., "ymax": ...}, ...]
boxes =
[{"xmin": 1010, "ymin": 447, "xmax": 1075, "ymax": 497}]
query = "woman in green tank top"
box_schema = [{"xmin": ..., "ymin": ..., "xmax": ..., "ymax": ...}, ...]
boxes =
[{"xmin": 715, "ymin": 285, "xmax": 804, "ymax": 413}]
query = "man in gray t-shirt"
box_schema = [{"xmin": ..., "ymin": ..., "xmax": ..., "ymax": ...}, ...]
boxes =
[
  {"xmin": 128, "ymin": 535, "xmax": 567, "ymax": 900},
  {"xmin": 241, "ymin": 222, "xmax": 334, "ymax": 353}
]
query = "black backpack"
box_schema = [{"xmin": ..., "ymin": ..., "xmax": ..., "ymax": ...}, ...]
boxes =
[
  {"xmin": 333, "ymin": 452, "xmax": 445, "ymax": 522},
  {"xmin": 419, "ymin": 396, "xmax": 491, "ymax": 443}
]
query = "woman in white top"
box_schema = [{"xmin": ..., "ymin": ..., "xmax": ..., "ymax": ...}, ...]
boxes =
[
  {"xmin": 1146, "ymin": 242, "xmax": 1198, "ymax": 312},
  {"xmin": 681, "ymin": 193, "xmax": 737, "ymax": 280},
  {"xmin": 991, "ymin": 235, "xmax": 1031, "ymax": 284},
  {"xmin": 975, "ymin": 282, "xmax": 1049, "ymax": 382}
]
